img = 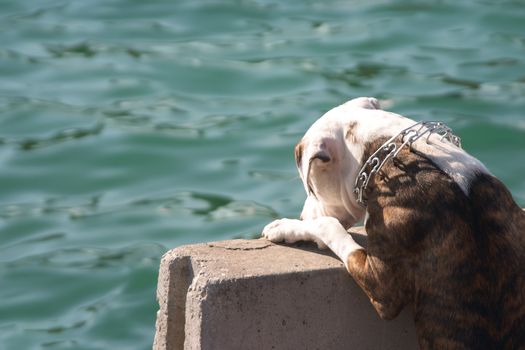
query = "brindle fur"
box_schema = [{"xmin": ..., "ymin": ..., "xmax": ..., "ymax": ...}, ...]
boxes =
[{"xmin": 346, "ymin": 137, "xmax": 525, "ymax": 350}]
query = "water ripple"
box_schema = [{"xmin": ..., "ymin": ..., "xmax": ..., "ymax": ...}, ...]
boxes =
[
  {"xmin": 17, "ymin": 123, "xmax": 104, "ymax": 151},
  {"xmin": 5, "ymin": 243, "xmax": 165, "ymax": 270},
  {"xmin": 46, "ymin": 41, "xmax": 97, "ymax": 58},
  {"xmin": 0, "ymin": 191, "xmax": 278, "ymax": 224},
  {"xmin": 208, "ymin": 201, "xmax": 278, "ymax": 220}
]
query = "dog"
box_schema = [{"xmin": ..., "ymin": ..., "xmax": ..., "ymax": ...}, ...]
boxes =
[{"xmin": 262, "ymin": 97, "xmax": 525, "ymax": 349}]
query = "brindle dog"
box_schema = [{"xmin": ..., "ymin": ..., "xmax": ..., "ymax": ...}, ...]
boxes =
[{"xmin": 263, "ymin": 97, "xmax": 525, "ymax": 349}]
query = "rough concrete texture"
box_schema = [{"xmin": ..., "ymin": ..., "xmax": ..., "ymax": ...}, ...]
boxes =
[{"xmin": 153, "ymin": 227, "xmax": 419, "ymax": 350}]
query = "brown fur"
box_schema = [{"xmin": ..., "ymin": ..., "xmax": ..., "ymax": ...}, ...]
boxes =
[
  {"xmin": 295, "ymin": 141, "xmax": 304, "ymax": 168},
  {"xmin": 345, "ymin": 121, "xmax": 358, "ymax": 143},
  {"xmin": 346, "ymin": 138, "xmax": 525, "ymax": 349}
]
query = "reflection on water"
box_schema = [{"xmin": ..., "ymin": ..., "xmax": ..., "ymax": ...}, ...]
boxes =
[{"xmin": 1, "ymin": 0, "xmax": 525, "ymax": 349}]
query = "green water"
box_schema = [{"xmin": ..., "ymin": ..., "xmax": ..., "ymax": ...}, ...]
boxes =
[{"xmin": 1, "ymin": 1, "xmax": 524, "ymax": 349}]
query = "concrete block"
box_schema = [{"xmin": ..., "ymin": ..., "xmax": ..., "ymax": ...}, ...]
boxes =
[{"xmin": 153, "ymin": 227, "xmax": 419, "ymax": 350}]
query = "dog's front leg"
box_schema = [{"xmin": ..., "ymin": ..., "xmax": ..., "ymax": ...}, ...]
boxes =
[
  {"xmin": 262, "ymin": 217, "xmax": 408, "ymax": 320},
  {"xmin": 346, "ymin": 248, "xmax": 410, "ymax": 320},
  {"xmin": 262, "ymin": 216, "xmax": 361, "ymax": 254}
]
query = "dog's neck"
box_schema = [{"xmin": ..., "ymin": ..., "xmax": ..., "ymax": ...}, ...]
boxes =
[
  {"xmin": 344, "ymin": 113, "xmax": 489, "ymax": 207},
  {"xmin": 354, "ymin": 121, "xmax": 461, "ymax": 206}
]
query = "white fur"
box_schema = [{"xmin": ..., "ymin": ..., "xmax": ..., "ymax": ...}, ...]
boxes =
[
  {"xmin": 263, "ymin": 97, "xmax": 489, "ymax": 264},
  {"xmin": 262, "ymin": 217, "xmax": 363, "ymax": 269}
]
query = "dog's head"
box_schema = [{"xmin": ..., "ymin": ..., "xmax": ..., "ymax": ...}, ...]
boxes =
[{"xmin": 295, "ymin": 97, "xmax": 423, "ymax": 229}]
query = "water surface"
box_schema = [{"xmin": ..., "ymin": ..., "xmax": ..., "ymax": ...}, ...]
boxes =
[{"xmin": 1, "ymin": 1, "xmax": 524, "ymax": 349}]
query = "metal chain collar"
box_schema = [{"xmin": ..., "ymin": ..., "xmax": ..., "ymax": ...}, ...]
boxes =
[{"xmin": 353, "ymin": 121, "xmax": 462, "ymax": 206}]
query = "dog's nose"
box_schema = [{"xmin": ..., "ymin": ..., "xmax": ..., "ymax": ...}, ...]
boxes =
[
  {"xmin": 305, "ymin": 149, "xmax": 332, "ymax": 198},
  {"xmin": 310, "ymin": 151, "xmax": 331, "ymax": 163}
]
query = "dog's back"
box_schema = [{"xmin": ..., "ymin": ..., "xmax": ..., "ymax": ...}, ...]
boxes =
[
  {"xmin": 371, "ymin": 145, "xmax": 525, "ymax": 349},
  {"xmin": 464, "ymin": 173, "xmax": 525, "ymax": 349}
]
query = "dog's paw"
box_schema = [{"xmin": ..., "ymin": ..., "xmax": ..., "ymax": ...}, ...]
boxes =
[
  {"xmin": 262, "ymin": 218, "xmax": 327, "ymax": 249},
  {"xmin": 262, "ymin": 218, "xmax": 299, "ymax": 243}
]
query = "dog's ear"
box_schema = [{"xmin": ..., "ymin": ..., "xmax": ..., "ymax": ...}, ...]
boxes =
[
  {"xmin": 295, "ymin": 141, "xmax": 304, "ymax": 168},
  {"xmin": 346, "ymin": 97, "xmax": 380, "ymax": 110},
  {"xmin": 366, "ymin": 97, "xmax": 380, "ymax": 109}
]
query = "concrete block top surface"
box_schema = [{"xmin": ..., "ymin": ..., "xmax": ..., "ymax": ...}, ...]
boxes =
[
  {"xmin": 162, "ymin": 226, "xmax": 367, "ymax": 281},
  {"xmin": 154, "ymin": 227, "xmax": 419, "ymax": 350},
  {"xmin": 167, "ymin": 238, "xmax": 342, "ymax": 279}
]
